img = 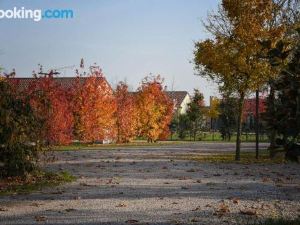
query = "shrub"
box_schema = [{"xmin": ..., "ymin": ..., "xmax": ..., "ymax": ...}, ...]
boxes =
[{"xmin": 0, "ymin": 79, "xmax": 44, "ymax": 177}]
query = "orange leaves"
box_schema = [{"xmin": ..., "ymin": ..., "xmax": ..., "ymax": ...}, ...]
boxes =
[
  {"xmin": 115, "ymin": 82, "xmax": 137, "ymax": 143},
  {"xmin": 13, "ymin": 72, "xmax": 174, "ymax": 144},
  {"xmin": 71, "ymin": 72, "xmax": 116, "ymax": 143},
  {"xmin": 135, "ymin": 76, "xmax": 173, "ymax": 142}
]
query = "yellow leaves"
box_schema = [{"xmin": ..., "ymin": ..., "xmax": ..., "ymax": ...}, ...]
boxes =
[
  {"xmin": 136, "ymin": 76, "xmax": 173, "ymax": 142},
  {"xmin": 207, "ymin": 97, "xmax": 220, "ymax": 119},
  {"xmin": 194, "ymin": 0, "xmax": 288, "ymax": 94}
]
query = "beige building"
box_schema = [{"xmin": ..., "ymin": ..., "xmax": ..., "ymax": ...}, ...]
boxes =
[{"xmin": 165, "ymin": 91, "xmax": 191, "ymax": 115}]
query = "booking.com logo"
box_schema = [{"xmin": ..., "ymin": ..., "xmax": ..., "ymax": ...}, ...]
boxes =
[{"xmin": 0, "ymin": 7, "xmax": 74, "ymax": 22}]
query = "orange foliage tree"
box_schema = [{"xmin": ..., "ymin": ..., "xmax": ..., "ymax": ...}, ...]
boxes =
[
  {"xmin": 115, "ymin": 82, "xmax": 137, "ymax": 143},
  {"xmin": 71, "ymin": 70, "xmax": 116, "ymax": 142},
  {"xmin": 135, "ymin": 76, "xmax": 173, "ymax": 142},
  {"xmin": 28, "ymin": 75, "xmax": 73, "ymax": 145}
]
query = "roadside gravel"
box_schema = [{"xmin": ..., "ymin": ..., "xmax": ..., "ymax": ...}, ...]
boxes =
[{"xmin": 0, "ymin": 142, "xmax": 299, "ymax": 225}]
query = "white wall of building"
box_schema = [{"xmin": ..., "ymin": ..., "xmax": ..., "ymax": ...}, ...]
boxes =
[{"xmin": 179, "ymin": 94, "xmax": 191, "ymax": 114}]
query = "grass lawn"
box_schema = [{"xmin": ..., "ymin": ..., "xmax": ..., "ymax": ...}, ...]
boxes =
[
  {"xmin": 257, "ymin": 218, "xmax": 300, "ymax": 225},
  {"xmin": 177, "ymin": 150, "xmax": 286, "ymax": 164},
  {"xmin": 53, "ymin": 140, "xmax": 190, "ymax": 151},
  {"xmin": 0, "ymin": 171, "xmax": 75, "ymax": 196},
  {"xmin": 169, "ymin": 132, "xmax": 270, "ymax": 142}
]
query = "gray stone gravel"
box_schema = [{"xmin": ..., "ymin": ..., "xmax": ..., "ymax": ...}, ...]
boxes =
[{"xmin": 0, "ymin": 142, "xmax": 299, "ymax": 225}]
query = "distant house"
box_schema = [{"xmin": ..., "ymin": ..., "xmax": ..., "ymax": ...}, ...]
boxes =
[
  {"xmin": 243, "ymin": 98, "xmax": 266, "ymax": 130},
  {"xmin": 204, "ymin": 96, "xmax": 267, "ymax": 131},
  {"xmin": 165, "ymin": 91, "xmax": 191, "ymax": 115}
]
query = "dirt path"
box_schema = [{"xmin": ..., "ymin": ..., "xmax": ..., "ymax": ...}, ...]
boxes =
[{"xmin": 0, "ymin": 142, "xmax": 299, "ymax": 225}]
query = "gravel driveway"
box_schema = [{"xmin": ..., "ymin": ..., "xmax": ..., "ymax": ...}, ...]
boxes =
[{"xmin": 0, "ymin": 142, "xmax": 299, "ymax": 225}]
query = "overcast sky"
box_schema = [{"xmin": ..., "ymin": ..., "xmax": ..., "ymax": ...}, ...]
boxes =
[{"xmin": 0, "ymin": 0, "xmax": 220, "ymax": 103}]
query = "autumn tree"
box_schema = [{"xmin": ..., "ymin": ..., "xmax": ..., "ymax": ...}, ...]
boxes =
[
  {"xmin": 206, "ymin": 97, "xmax": 220, "ymax": 140},
  {"xmin": 115, "ymin": 82, "xmax": 137, "ymax": 143},
  {"xmin": 194, "ymin": 0, "xmax": 287, "ymax": 160},
  {"xmin": 28, "ymin": 75, "xmax": 73, "ymax": 145},
  {"xmin": 71, "ymin": 70, "xmax": 117, "ymax": 143},
  {"xmin": 136, "ymin": 76, "xmax": 173, "ymax": 142}
]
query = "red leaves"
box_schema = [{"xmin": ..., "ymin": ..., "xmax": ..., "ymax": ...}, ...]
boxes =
[
  {"xmin": 22, "ymin": 70, "xmax": 116, "ymax": 145},
  {"xmin": 12, "ymin": 73, "xmax": 174, "ymax": 144},
  {"xmin": 28, "ymin": 76, "xmax": 73, "ymax": 145},
  {"xmin": 115, "ymin": 82, "xmax": 137, "ymax": 143}
]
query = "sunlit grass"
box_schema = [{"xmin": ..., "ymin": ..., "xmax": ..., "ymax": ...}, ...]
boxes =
[
  {"xmin": 53, "ymin": 140, "xmax": 189, "ymax": 151},
  {"xmin": 177, "ymin": 150, "xmax": 286, "ymax": 164},
  {"xmin": 0, "ymin": 171, "xmax": 76, "ymax": 196}
]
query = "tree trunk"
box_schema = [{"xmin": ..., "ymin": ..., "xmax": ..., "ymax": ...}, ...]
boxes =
[
  {"xmin": 255, "ymin": 89, "xmax": 259, "ymax": 159},
  {"xmin": 269, "ymin": 85, "xmax": 276, "ymax": 158},
  {"xmin": 212, "ymin": 119, "xmax": 215, "ymax": 141},
  {"xmin": 235, "ymin": 93, "xmax": 245, "ymax": 161}
]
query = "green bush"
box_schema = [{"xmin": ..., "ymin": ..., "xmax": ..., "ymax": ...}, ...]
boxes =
[
  {"xmin": 0, "ymin": 79, "xmax": 45, "ymax": 177},
  {"xmin": 258, "ymin": 218, "xmax": 300, "ymax": 225}
]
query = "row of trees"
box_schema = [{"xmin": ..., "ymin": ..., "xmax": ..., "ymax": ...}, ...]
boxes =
[
  {"xmin": 170, "ymin": 89, "xmax": 266, "ymax": 142},
  {"xmin": 0, "ymin": 71, "xmax": 173, "ymax": 176},
  {"xmin": 194, "ymin": 0, "xmax": 299, "ymax": 160}
]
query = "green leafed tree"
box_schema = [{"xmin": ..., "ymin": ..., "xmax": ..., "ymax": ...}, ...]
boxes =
[
  {"xmin": 263, "ymin": 28, "xmax": 300, "ymax": 154},
  {"xmin": 0, "ymin": 77, "xmax": 45, "ymax": 177},
  {"xmin": 186, "ymin": 89, "xmax": 206, "ymax": 141},
  {"xmin": 219, "ymin": 96, "xmax": 238, "ymax": 141}
]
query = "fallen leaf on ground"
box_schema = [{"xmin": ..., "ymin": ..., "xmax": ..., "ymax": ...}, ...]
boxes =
[
  {"xmin": 116, "ymin": 203, "xmax": 127, "ymax": 207},
  {"xmin": 190, "ymin": 218, "xmax": 199, "ymax": 222},
  {"xmin": 34, "ymin": 216, "xmax": 47, "ymax": 222},
  {"xmin": 228, "ymin": 197, "xmax": 240, "ymax": 204},
  {"xmin": 30, "ymin": 203, "xmax": 42, "ymax": 207},
  {"xmin": 240, "ymin": 209, "xmax": 257, "ymax": 216},
  {"xmin": 125, "ymin": 219, "xmax": 139, "ymax": 224},
  {"xmin": 65, "ymin": 208, "xmax": 76, "ymax": 212},
  {"xmin": 191, "ymin": 206, "xmax": 201, "ymax": 211},
  {"xmin": 214, "ymin": 203, "xmax": 230, "ymax": 217}
]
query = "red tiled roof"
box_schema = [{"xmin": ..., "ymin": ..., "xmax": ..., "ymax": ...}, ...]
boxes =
[
  {"xmin": 8, "ymin": 76, "xmax": 112, "ymax": 91},
  {"xmin": 165, "ymin": 91, "xmax": 189, "ymax": 108}
]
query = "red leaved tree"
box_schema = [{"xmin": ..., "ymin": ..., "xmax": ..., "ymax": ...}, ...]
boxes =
[
  {"xmin": 28, "ymin": 75, "xmax": 73, "ymax": 145},
  {"xmin": 71, "ymin": 70, "xmax": 117, "ymax": 142},
  {"xmin": 115, "ymin": 82, "xmax": 137, "ymax": 143}
]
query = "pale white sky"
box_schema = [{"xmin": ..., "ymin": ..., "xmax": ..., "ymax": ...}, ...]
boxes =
[{"xmin": 0, "ymin": 0, "xmax": 220, "ymax": 104}]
